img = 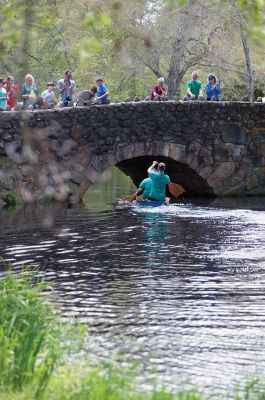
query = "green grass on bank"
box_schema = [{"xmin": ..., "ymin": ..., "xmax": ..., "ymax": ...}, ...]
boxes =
[
  {"xmin": 0, "ymin": 269, "xmax": 265, "ymax": 400},
  {"xmin": 0, "ymin": 270, "xmax": 59, "ymax": 398}
]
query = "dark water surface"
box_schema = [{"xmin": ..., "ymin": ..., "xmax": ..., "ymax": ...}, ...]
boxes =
[{"xmin": 0, "ymin": 168, "xmax": 265, "ymax": 396}]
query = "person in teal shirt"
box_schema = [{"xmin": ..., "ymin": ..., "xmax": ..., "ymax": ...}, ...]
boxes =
[
  {"xmin": 135, "ymin": 177, "xmax": 153, "ymax": 199},
  {"xmin": 22, "ymin": 74, "xmax": 39, "ymax": 108},
  {"xmin": 186, "ymin": 71, "xmax": 203, "ymax": 100},
  {"xmin": 0, "ymin": 78, "xmax": 8, "ymax": 109},
  {"xmin": 147, "ymin": 161, "xmax": 171, "ymax": 201}
]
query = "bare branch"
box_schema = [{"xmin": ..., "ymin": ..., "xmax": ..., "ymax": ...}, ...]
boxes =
[
  {"xmin": 197, "ymin": 62, "xmax": 248, "ymax": 77},
  {"xmin": 23, "ymin": 51, "xmax": 43, "ymax": 65}
]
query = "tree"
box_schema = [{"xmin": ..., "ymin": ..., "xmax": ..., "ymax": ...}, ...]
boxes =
[
  {"xmin": 97, "ymin": 0, "xmax": 264, "ymax": 97},
  {"xmin": 0, "ymin": 0, "xmax": 264, "ymax": 98}
]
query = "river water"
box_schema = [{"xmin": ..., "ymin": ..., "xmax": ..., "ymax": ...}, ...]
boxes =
[{"xmin": 0, "ymin": 167, "xmax": 265, "ymax": 396}]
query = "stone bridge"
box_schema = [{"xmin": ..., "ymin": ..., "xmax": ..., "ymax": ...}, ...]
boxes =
[{"xmin": 0, "ymin": 101, "xmax": 264, "ymax": 205}]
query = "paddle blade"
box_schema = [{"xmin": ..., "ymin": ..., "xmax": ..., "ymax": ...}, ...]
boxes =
[
  {"xmin": 123, "ymin": 194, "xmax": 136, "ymax": 202},
  {"xmin": 168, "ymin": 183, "xmax": 185, "ymax": 198}
]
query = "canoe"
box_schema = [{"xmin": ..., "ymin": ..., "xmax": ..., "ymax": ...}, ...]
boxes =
[{"xmin": 135, "ymin": 200, "xmax": 168, "ymax": 207}]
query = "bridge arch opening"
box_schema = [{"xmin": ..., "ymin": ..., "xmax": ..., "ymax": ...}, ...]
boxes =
[{"xmin": 116, "ymin": 156, "xmax": 215, "ymax": 197}]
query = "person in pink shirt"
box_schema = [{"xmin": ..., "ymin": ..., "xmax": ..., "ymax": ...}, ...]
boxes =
[
  {"xmin": 4, "ymin": 76, "xmax": 20, "ymax": 109},
  {"xmin": 150, "ymin": 77, "xmax": 167, "ymax": 101}
]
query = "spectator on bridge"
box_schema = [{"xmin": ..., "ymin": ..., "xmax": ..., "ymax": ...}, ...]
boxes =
[
  {"xmin": 150, "ymin": 77, "xmax": 167, "ymax": 101},
  {"xmin": 4, "ymin": 76, "xmax": 20, "ymax": 109},
  {"xmin": 185, "ymin": 71, "xmax": 203, "ymax": 101},
  {"xmin": 94, "ymin": 78, "xmax": 109, "ymax": 105},
  {"xmin": 56, "ymin": 70, "xmax": 76, "ymax": 107},
  {"xmin": 42, "ymin": 82, "xmax": 58, "ymax": 108},
  {"xmin": 205, "ymin": 74, "xmax": 221, "ymax": 101},
  {"xmin": 0, "ymin": 78, "xmax": 8, "ymax": 110},
  {"xmin": 22, "ymin": 74, "xmax": 40, "ymax": 109},
  {"xmin": 76, "ymin": 85, "xmax": 97, "ymax": 106}
]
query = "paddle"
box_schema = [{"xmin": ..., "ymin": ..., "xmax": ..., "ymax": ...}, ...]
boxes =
[
  {"xmin": 124, "ymin": 183, "xmax": 185, "ymax": 202},
  {"xmin": 123, "ymin": 193, "xmax": 136, "ymax": 201},
  {"xmin": 168, "ymin": 183, "xmax": 185, "ymax": 198}
]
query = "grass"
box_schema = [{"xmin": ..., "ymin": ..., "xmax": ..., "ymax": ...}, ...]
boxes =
[
  {"xmin": 0, "ymin": 269, "xmax": 265, "ymax": 400},
  {"xmin": 0, "ymin": 270, "xmax": 59, "ymax": 397}
]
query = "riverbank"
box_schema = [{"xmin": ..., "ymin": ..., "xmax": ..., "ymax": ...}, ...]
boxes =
[
  {"xmin": 1, "ymin": 269, "xmax": 265, "ymax": 400},
  {"xmin": 0, "ymin": 269, "xmax": 201, "ymax": 400}
]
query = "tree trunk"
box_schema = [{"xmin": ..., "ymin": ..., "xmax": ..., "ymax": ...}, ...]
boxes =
[
  {"xmin": 240, "ymin": 28, "xmax": 254, "ymax": 101},
  {"xmin": 167, "ymin": 71, "xmax": 178, "ymax": 97},
  {"xmin": 18, "ymin": 5, "xmax": 33, "ymax": 85},
  {"xmin": 130, "ymin": 72, "xmax": 136, "ymax": 98},
  {"xmin": 167, "ymin": 68, "xmax": 186, "ymax": 98}
]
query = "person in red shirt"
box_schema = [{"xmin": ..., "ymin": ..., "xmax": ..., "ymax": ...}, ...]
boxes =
[
  {"xmin": 150, "ymin": 77, "xmax": 167, "ymax": 101},
  {"xmin": 4, "ymin": 76, "xmax": 20, "ymax": 109}
]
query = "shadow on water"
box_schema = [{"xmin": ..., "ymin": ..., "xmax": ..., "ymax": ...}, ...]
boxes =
[{"xmin": 0, "ymin": 167, "xmax": 265, "ymax": 395}]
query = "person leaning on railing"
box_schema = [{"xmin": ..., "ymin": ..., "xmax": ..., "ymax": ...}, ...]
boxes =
[
  {"xmin": 184, "ymin": 71, "xmax": 204, "ymax": 101},
  {"xmin": 76, "ymin": 85, "xmax": 97, "ymax": 106},
  {"xmin": 150, "ymin": 77, "xmax": 168, "ymax": 101},
  {"xmin": 205, "ymin": 74, "xmax": 222, "ymax": 101},
  {"xmin": 93, "ymin": 78, "xmax": 109, "ymax": 105},
  {"xmin": 21, "ymin": 74, "xmax": 40, "ymax": 109}
]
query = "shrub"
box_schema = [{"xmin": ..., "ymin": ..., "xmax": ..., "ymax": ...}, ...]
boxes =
[{"xmin": 2, "ymin": 191, "xmax": 18, "ymax": 207}]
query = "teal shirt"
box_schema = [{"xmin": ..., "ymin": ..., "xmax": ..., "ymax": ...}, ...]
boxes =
[
  {"xmin": 187, "ymin": 79, "xmax": 202, "ymax": 97},
  {"xmin": 0, "ymin": 88, "xmax": 7, "ymax": 108},
  {"xmin": 139, "ymin": 178, "xmax": 152, "ymax": 199},
  {"xmin": 148, "ymin": 171, "xmax": 171, "ymax": 201}
]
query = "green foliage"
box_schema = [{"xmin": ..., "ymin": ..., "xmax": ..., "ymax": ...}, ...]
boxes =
[
  {"xmin": 164, "ymin": 0, "xmax": 186, "ymax": 7},
  {"xmin": 254, "ymin": 86, "xmax": 264, "ymax": 97},
  {"xmin": 0, "ymin": 0, "xmax": 264, "ymax": 100},
  {"xmin": 237, "ymin": 0, "xmax": 265, "ymax": 40},
  {"xmin": 3, "ymin": 191, "xmax": 18, "ymax": 207},
  {"xmin": 164, "ymin": 0, "xmax": 265, "ymax": 40},
  {"xmin": 0, "ymin": 269, "xmax": 59, "ymax": 395},
  {"xmin": 1, "ymin": 0, "xmax": 55, "ymax": 44}
]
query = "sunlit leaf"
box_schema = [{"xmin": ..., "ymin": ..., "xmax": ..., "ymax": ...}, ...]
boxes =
[
  {"xmin": 2, "ymin": 4, "xmax": 15, "ymax": 18},
  {"xmin": 83, "ymin": 12, "xmax": 111, "ymax": 28},
  {"xmin": 83, "ymin": 12, "xmax": 96, "ymax": 28},
  {"xmin": 164, "ymin": 0, "xmax": 186, "ymax": 7},
  {"xmin": 77, "ymin": 38, "xmax": 102, "ymax": 64},
  {"xmin": 100, "ymin": 14, "xmax": 112, "ymax": 26}
]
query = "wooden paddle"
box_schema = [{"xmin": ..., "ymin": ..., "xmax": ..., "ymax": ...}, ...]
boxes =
[
  {"xmin": 168, "ymin": 183, "xmax": 185, "ymax": 198},
  {"xmin": 123, "ymin": 193, "xmax": 136, "ymax": 201},
  {"xmin": 124, "ymin": 183, "xmax": 185, "ymax": 202}
]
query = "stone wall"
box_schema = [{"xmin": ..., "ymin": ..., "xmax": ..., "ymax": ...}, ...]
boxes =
[{"xmin": 0, "ymin": 101, "xmax": 264, "ymax": 204}]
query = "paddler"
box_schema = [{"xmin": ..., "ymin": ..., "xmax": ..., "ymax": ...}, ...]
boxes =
[{"xmin": 147, "ymin": 161, "xmax": 171, "ymax": 201}]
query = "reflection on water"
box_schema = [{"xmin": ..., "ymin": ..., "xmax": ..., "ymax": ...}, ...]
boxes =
[
  {"xmin": 83, "ymin": 167, "xmax": 136, "ymax": 212},
  {"xmin": 0, "ymin": 167, "xmax": 265, "ymax": 396}
]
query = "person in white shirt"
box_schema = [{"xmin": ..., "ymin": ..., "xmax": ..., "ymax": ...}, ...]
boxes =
[
  {"xmin": 41, "ymin": 82, "xmax": 58, "ymax": 108},
  {"xmin": 56, "ymin": 70, "xmax": 76, "ymax": 107}
]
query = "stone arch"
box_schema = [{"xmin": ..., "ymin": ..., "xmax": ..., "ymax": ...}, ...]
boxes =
[{"xmin": 83, "ymin": 141, "xmax": 214, "ymax": 197}]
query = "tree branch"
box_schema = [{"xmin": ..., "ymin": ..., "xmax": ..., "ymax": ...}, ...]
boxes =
[
  {"xmin": 23, "ymin": 51, "xmax": 43, "ymax": 65},
  {"xmin": 197, "ymin": 62, "xmax": 248, "ymax": 76}
]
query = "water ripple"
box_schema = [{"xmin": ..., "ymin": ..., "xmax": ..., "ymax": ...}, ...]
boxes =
[{"xmin": 0, "ymin": 200, "xmax": 265, "ymax": 395}]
